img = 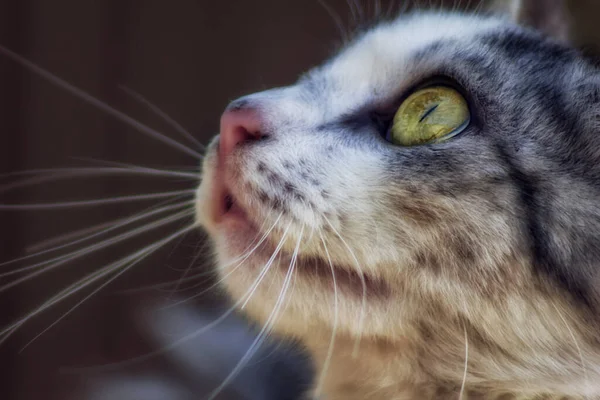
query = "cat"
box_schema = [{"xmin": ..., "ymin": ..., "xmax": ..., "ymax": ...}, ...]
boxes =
[
  {"xmin": 192, "ymin": 0, "xmax": 600, "ymax": 398},
  {"xmin": 3, "ymin": 0, "xmax": 600, "ymax": 399}
]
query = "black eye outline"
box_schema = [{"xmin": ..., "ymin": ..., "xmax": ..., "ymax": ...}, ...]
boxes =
[
  {"xmin": 370, "ymin": 76, "xmax": 472, "ymax": 145},
  {"xmin": 369, "ymin": 110, "xmax": 394, "ymax": 135}
]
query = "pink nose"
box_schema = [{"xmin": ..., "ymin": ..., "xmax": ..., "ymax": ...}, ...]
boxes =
[{"xmin": 219, "ymin": 107, "xmax": 264, "ymax": 160}]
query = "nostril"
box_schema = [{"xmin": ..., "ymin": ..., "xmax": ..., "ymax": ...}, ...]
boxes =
[
  {"xmin": 219, "ymin": 107, "xmax": 265, "ymax": 159},
  {"xmin": 256, "ymin": 132, "xmax": 269, "ymax": 140}
]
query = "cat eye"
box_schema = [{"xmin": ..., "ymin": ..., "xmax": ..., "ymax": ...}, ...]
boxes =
[{"xmin": 387, "ymin": 86, "xmax": 470, "ymax": 146}]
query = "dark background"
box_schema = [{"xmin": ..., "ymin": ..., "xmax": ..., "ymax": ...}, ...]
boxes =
[{"xmin": 0, "ymin": 1, "xmax": 491, "ymax": 399}]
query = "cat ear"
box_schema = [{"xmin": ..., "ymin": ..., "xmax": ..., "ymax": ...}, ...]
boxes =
[{"xmin": 494, "ymin": 0, "xmax": 570, "ymax": 42}]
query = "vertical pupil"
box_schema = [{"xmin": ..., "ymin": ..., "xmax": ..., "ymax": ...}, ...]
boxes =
[{"xmin": 419, "ymin": 103, "xmax": 439, "ymax": 123}]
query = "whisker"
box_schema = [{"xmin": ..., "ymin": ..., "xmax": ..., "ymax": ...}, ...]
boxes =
[
  {"xmin": 473, "ymin": 0, "xmax": 485, "ymax": 15},
  {"xmin": 116, "ymin": 272, "xmax": 212, "ymax": 294},
  {"xmin": 1, "ymin": 254, "xmax": 134, "ymax": 342},
  {"xmin": 0, "ymin": 45, "xmax": 203, "ymax": 160},
  {"xmin": 240, "ymin": 219, "xmax": 291, "ymax": 310},
  {"xmin": 71, "ymin": 157, "xmax": 200, "ymax": 174},
  {"xmin": 323, "ymin": 215, "xmax": 366, "ymax": 357},
  {"xmin": 18, "ymin": 260, "xmax": 140, "ymax": 351},
  {"xmin": 1, "ymin": 200, "xmax": 193, "ymax": 267},
  {"xmin": 25, "ymin": 225, "xmax": 196, "ymax": 348},
  {"xmin": 124, "ymin": 214, "xmax": 280, "ymax": 296},
  {"xmin": 2, "ymin": 224, "xmax": 196, "ymax": 347},
  {"xmin": 0, "ymin": 189, "xmax": 194, "ymax": 210},
  {"xmin": 120, "ymin": 86, "xmax": 205, "ymax": 150},
  {"xmin": 167, "ymin": 250, "xmax": 205, "ymax": 299},
  {"xmin": 24, "ymin": 198, "xmax": 190, "ymax": 255},
  {"xmin": 116, "ymin": 238, "xmax": 216, "ymax": 295},
  {"xmin": 316, "ymin": 230, "xmax": 338, "ymax": 397},
  {"xmin": 116, "ymin": 239, "xmax": 214, "ymax": 295},
  {"xmin": 63, "ymin": 222, "xmax": 293, "ymax": 373},
  {"xmin": 0, "ymin": 209, "xmax": 194, "ymax": 287},
  {"xmin": 207, "ymin": 224, "xmax": 304, "ymax": 400},
  {"xmin": 0, "ymin": 167, "xmax": 197, "ymax": 193},
  {"xmin": 164, "ymin": 212, "xmax": 284, "ymax": 308},
  {"xmin": 0, "ymin": 165, "xmax": 196, "ymax": 180}
]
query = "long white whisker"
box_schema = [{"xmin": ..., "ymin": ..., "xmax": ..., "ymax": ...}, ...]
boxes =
[
  {"xmin": 316, "ymin": 231, "xmax": 338, "ymax": 397},
  {"xmin": 0, "ymin": 225, "xmax": 194, "ymax": 344},
  {"xmin": 71, "ymin": 157, "xmax": 200, "ymax": 174},
  {"xmin": 120, "ymin": 86, "xmax": 204, "ymax": 150},
  {"xmin": 1, "ymin": 254, "xmax": 137, "ymax": 342},
  {"xmin": 17, "ymin": 261, "xmax": 140, "ymax": 350},
  {"xmin": 323, "ymin": 215, "xmax": 366, "ymax": 357},
  {"xmin": 28, "ymin": 193, "xmax": 192, "ymax": 254},
  {"xmin": 240, "ymin": 220, "xmax": 291, "ymax": 310},
  {"xmin": 122, "ymin": 214, "xmax": 279, "ymax": 296},
  {"xmin": 64, "ymin": 222, "xmax": 293, "ymax": 373},
  {"xmin": 0, "ymin": 45, "xmax": 202, "ymax": 159},
  {"xmin": 117, "ymin": 239, "xmax": 213, "ymax": 295},
  {"xmin": 0, "ymin": 166, "xmax": 198, "ymax": 180},
  {"xmin": 18, "ymin": 224, "xmax": 196, "ymax": 350},
  {"xmin": 0, "ymin": 167, "xmax": 197, "ymax": 193},
  {"xmin": 27, "ymin": 200, "xmax": 185, "ymax": 253},
  {"xmin": 168, "ymin": 250, "xmax": 205, "ymax": 299},
  {"xmin": 207, "ymin": 224, "xmax": 304, "ymax": 400},
  {"xmin": 117, "ymin": 272, "xmax": 210, "ymax": 294},
  {"xmin": 0, "ymin": 209, "xmax": 194, "ymax": 287},
  {"xmin": 119, "ymin": 238, "xmax": 233, "ymax": 295},
  {"xmin": 1, "ymin": 200, "xmax": 193, "ymax": 267},
  {"xmin": 165, "ymin": 212, "xmax": 285, "ymax": 308},
  {"xmin": 0, "ymin": 189, "xmax": 194, "ymax": 210},
  {"xmin": 473, "ymin": 0, "xmax": 486, "ymax": 16}
]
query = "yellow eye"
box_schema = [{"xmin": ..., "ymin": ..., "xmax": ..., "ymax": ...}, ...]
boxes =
[{"xmin": 389, "ymin": 86, "xmax": 470, "ymax": 146}]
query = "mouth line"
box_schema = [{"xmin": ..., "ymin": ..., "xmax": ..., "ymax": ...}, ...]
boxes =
[
  {"xmin": 292, "ymin": 252, "xmax": 390, "ymax": 298},
  {"xmin": 240, "ymin": 231, "xmax": 390, "ymax": 298}
]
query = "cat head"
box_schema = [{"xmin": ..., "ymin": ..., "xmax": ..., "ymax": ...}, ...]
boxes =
[{"xmin": 197, "ymin": 1, "xmax": 600, "ymax": 395}]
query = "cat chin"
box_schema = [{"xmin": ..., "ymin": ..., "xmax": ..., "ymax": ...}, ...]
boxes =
[{"xmin": 214, "ymin": 230, "xmax": 391, "ymax": 300}]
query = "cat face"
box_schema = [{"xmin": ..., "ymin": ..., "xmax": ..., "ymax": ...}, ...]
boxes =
[
  {"xmin": 198, "ymin": 13, "xmax": 511, "ymax": 333},
  {"xmin": 197, "ymin": 10, "xmax": 600, "ymax": 394}
]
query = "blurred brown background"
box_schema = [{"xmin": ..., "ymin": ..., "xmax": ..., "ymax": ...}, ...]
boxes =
[
  {"xmin": 0, "ymin": 1, "xmax": 573, "ymax": 399},
  {"xmin": 0, "ymin": 2, "xmax": 380, "ymax": 399}
]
